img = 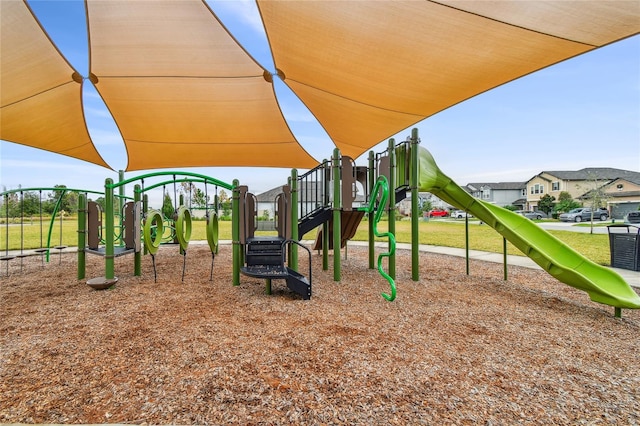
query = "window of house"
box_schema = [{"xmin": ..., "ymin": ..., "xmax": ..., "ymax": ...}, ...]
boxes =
[
  {"xmin": 482, "ymin": 188, "xmax": 490, "ymax": 199},
  {"xmin": 552, "ymin": 181, "xmax": 559, "ymax": 191},
  {"xmin": 530, "ymin": 183, "xmax": 544, "ymax": 194}
]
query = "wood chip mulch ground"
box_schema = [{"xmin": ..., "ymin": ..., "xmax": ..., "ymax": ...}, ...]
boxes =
[{"xmin": 1, "ymin": 243, "xmax": 639, "ymax": 425}]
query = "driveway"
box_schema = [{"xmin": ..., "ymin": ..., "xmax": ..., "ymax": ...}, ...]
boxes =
[{"xmin": 537, "ymin": 221, "xmax": 618, "ymax": 235}]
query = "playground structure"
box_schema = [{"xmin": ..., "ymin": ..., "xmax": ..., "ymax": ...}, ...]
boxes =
[
  {"xmin": 2, "ymin": 128, "xmax": 639, "ymax": 314},
  {"xmin": 77, "ymin": 171, "xmax": 233, "ymax": 288}
]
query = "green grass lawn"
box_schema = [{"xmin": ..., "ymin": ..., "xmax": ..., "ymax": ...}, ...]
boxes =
[{"xmin": 0, "ymin": 217, "xmax": 611, "ymax": 266}]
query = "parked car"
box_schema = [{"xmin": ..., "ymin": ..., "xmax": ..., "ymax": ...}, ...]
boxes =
[
  {"xmin": 559, "ymin": 208, "xmax": 609, "ymax": 222},
  {"xmin": 451, "ymin": 210, "xmax": 472, "ymax": 219},
  {"xmin": 520, "ymin": 210, "xmax": 548, "ymax": 220},
  {"xmin": 624, "ymin": 211, "xmax": 640, "ymax": 224},
  {"xmin": 428, "ymin": 209, "xmax": 448, "ymax": 218}
]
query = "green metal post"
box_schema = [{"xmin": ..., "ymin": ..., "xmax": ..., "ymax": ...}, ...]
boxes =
[
  {"xmin": 615, "ymin": 307, "xmax": 622, "ymax": 318},
  {"xmin": 368, "ymin": 151, "xmax": 375, "ymax": 269},
  {"xmin": 465, "ymin": 214, "xmax": 470, "ymax": 275},
  {"xmin": 503, "ymin": 237, "xmax": 508, "ymax": 281},
  {"xmin": 105, "ymin": 179, "xmax": 115, "ymax": 280},
  {"xmin": 143, "ymin": 194, "xmax": 149, "ymax": 256},
  {"xmin": 232, "ymin": 180, "xmax": 241, "ymax": 286},
  {"xmin": 388, "ymin": 139, "xmax": 396, "ymax": 280},
  {"xmin": 77, "ymin": 193, "xmax": 86, "ymax": 280},
  {"xmin": 410, "ymin": 129, "xmax": 419, "ymax": 281},
  {"xmin": 332, "ymin": 148, "xmax": 341, "ymax": 282},
  {"xmin": 134, "ymin": 184, "xmax": 142, "ymax": 276},
  {"xmin": 290, "ymin": 169, "xmax": 299, "ymax": 271}
]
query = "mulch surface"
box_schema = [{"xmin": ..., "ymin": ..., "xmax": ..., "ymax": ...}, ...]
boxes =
[{"xmin": 1, "ymin": 244, "xmax": 639, "ymax": 424}]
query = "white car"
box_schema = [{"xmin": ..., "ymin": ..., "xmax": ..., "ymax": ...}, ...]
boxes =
[{"xmin": 451, "ymin": 210, "xmax": 472, "ymax": 219}]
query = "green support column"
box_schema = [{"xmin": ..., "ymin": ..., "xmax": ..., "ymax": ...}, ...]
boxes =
[
  {"xmin": 368, "ymin": 151, "xmax": 375, "ymax": 269},
  {"xmin": 105, "ymin": 179, "xmax": 115, "ymax": 280},
  {"xmin": 232, "ymin": 180, "xmax": 241, "ymax": 286},
  {"xmin": 290, "ymin": 169, "xmax": 299, "ymax": 271},
  {"xmin": 134, "ymin": 184, "xmax": 142, "ymax": 276},
  {"xmin": 410, "ymin": 128, "xmax": 419, "ymax": 281},
  {"xmin": 77, "ymin": 193, "xmax": 86, "ymax": 280},
  {"xmin": 387, "ymin": 139, "xmax": 396, "ymax": 280},
  {"xmin": 143, "ymin": 194, "xmax": 149, "ymax": 256},
  {"xmin": 332, "ymin": 148, "xmax": 341, "ymax": 282}
]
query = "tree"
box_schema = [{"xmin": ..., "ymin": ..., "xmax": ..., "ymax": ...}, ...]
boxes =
[
  {"xmin": 554, "ymin": 191, "xmax": 580, "ymax": 214},
  {"xmin": 162, "ymin": 191, "xmax": 175, "ymax": 219},
  {"xmin": 191, "ymin": 188, "xmax": 209, "ymax": 209},
  {"xmin": 578, "ymin": 172, "xmax": 611, "ymax": 234},
  {"xmin": 47, "ymin": 185, "xmax": 78, "ymax": 215},
  {"xmin": 538, "ymin": 194, "xmax": 556, "ymax": 215},
  {"xmin": 218, "ymin": 189, "xmax": 231, "ymax": 218}
]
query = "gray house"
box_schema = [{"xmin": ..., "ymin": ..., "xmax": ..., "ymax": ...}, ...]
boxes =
[{"xmin": 464, "ymin": 182, "xmax": 526, "ymax": 208}]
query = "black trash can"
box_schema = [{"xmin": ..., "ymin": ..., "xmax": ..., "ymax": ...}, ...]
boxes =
[{"xmin": 607, "ymin": 224, "xmax": 640, "ymax": 271}]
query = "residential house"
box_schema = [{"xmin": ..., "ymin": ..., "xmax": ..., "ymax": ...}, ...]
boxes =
[
  {"xmin": 526, "ymin": 168, "xmax": 639, "ymax": 218},
  {"xmin": 397, "ymin": 192, "xmax": 449, "ymax": 216},
  {"xmin": 464, "ymin": 182, "xmax": 526, "ymax": 208},
  {"xmin": 583, "ymin": 171, "xmax": 640, "ymax": 219}
]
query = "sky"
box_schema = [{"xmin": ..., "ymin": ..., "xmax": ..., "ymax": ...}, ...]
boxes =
[{"xmin": 1, "ymin": 0, "xmax": 639, "ymax": 208}]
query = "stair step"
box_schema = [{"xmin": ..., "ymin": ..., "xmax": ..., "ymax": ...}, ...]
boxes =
[
  {"xmin": 241, "ymin": 264, "xmax": 288, "ymax": 279},
  {"xmin": 285, "ymin": 267, "xmax": 311, "ymax": 300}
]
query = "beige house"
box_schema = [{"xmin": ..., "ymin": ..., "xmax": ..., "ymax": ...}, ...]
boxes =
[
  {"xmin": 525, "ymin": 168, "xmax": 640, "ymax": 219},
  {"xmin": 589, "ymin": 175, "xmax": 640, "ymax": 219}
]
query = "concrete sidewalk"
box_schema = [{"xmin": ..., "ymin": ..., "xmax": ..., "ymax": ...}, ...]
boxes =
[
  {"xmin": 347, "ymin": 241, "xmax": 640, "ymax": 289},
  {"xmin": 4, "ymin": 240, "xmax": 639, "ymax": 289}
]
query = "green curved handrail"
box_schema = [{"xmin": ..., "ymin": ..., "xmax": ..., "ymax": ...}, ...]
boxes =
[{"xmin": 365, "ymin": 176, "xmax": 397, "ymax": 301}]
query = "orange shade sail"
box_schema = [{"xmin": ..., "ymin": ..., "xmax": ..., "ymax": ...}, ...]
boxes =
[
  {"xmin": 0, "ymin": 0, "xmax": 109, "ymax": 168},
  {"xmin": 2, "ymin": 0, "xmax": 638, "ymax": 170},
  {"xmin": 258, "ymin": 0, "xmax": 640, "ymax": 159}
]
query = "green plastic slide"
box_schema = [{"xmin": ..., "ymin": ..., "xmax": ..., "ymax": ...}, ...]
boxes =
[{"xmin": 417, "ymin": 147, "xmax": 640, "ymax": 309}]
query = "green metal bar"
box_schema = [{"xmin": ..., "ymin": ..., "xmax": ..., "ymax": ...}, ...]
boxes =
[
  {"xmin": 266, "ymin": 278, "xmax": 272, "ymax": 295},
  {"xmin": 45, "ymin": 189, "xmax": 67, "ymax": 262},
  {"xmin": 332, "ymin": 148, "xmax": 341, "ymax": 282},
  {"xmin": 134, "ymin": 184, "xmax": 142, "ymax": 276},
  {"xmin": 368, "ymin": 150, "xmax": 375, "ymax": 269},
  {"xmin": 503, "ymin": 237, "xmax": 508, "ymax": 281},
  {"xmin": 410, "ymin": 129, "xmax": 419, "ymax": 281},
  {"xmin": 1, "ymin": 187, "xmax": 104, "ymax": 197},
  {"xmin": 111, "ymin": 170, "xmax": 233, "ymax": 191},
  {"xmin": 77, "ymin": 193, "xmax": 86, "ymax": 280},
  {"xmin": 465, "ymin": 214, "xmax": 470, "ymax": 275},
  {"xmin": 367, "ymin": 175, "xmax": 396, "ymax": 301},
  {"xmin": 388, "ymin": 139, "xmax": 396, "ymax": 280},
  {"xmin": 290, "ymin": 169, "xmax": 299, "ymax": 271},
  {"xmin": 232, "ymin": 180, "xmax": 241, "ymax": 286},
  {"xmin": 615, "ymin": 307, "xmax": 622, "ymax": 318}
]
